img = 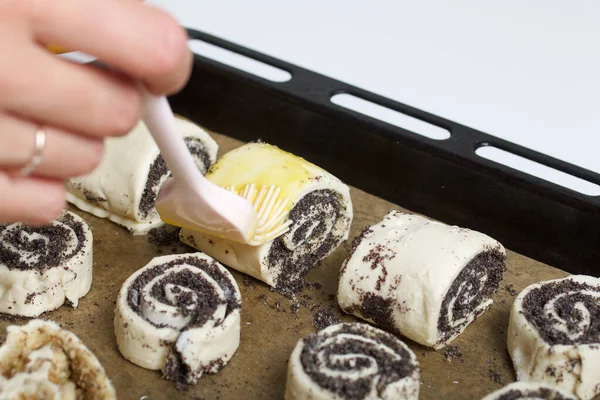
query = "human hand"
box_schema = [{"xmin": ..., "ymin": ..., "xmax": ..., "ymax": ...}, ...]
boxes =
[{"xmin": 0, "ymin": 0, "xmax": 192, "ymax": 224}]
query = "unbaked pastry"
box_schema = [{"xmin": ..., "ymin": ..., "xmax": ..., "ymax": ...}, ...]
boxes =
[
  {"xmin": 67, "ymin": 117, "xmax": 218, "ymax": 234},
  {"xmin": 285, "ymin": 323, "xmax": 420, "ymax": 400},
  {"xmin": 508, "ymin": 275, "xmax": 600, "ymax": 400},
  {"xmin": 180, "ymin": 142, "xmax": 353, "ymax": 295},
  {"xmin": 0, "ymin": 319, "xmax": 116, "ymax": 399},
  {"xmin": 480, "ymin": 381, "xmax": 578, "ymax": 400},
  {"xmin": 338, "ymin": 211, "xmax": 506, "ymax": 349},
  {"xmin": 0, "ymin": 211, "xmax": 93, "ymax": 317},
  {"xmin": 115, "ymin": 252, "xmax": 242, "ymax": 385}
]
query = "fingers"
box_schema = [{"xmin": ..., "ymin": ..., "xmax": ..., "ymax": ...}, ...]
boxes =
[
  {"xmin": 0, "ymin": 37, "xmax": 142, "ymax": 137},
  {"xmin": 26, "ymin": 0, "xmax": 192, "ymax": 95},
  {"xmin": 0, "ymin": 113, "xmax": 104, "ymax": 179},
  {"xmin": 0, "ymin": 172, "xmax": 66, "ymax": 225}
]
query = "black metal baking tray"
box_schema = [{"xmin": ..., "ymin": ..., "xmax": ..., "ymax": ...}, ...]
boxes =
[{"xmin": 169, "ymin": 28, "xmax": 600, "ymax": 277}]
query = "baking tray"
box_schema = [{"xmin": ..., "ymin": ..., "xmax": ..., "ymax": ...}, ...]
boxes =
[
  {"xmin": 0, "ymin": 28, "xmax": 598, "ymax": 400},
  {"xmin": 173, "ymin": 29, "xmax": 600, "ymax": 278},
  {"xmin": 0, "ymin": 132, "xmax": 571, "ymax": 400}
]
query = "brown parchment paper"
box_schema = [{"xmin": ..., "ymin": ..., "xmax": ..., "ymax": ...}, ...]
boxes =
[{"xmin": 0, "ymin": 132, "xmax": 574, "ymax": 400}]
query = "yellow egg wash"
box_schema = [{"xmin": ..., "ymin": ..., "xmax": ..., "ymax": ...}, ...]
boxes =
[{"xmin": 207, "ymin": 143, "xmax": 326, "ymax": 210}]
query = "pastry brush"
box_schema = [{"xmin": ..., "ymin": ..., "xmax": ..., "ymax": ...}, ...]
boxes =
[
  {"xmin": 142, "ymin": 92, "xmax": 291, "ymax": 245},
  {"xmin": 48, "ymin": 45, "xmax": 292, "ymax": 245}
]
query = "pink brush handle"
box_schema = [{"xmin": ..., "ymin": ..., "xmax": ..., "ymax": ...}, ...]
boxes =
[
  {"xmin": 84, "ymin": 60, "xmax": 205, "ymax": 190},
  {"xmin": 141, "ymin": 89, "xmax": 206, "ymax": 190}
]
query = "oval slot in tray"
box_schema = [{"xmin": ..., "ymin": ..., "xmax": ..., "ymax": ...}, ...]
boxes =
[
  {"xmin": 331, "ymin": 93, "xmax": 451, "ymax": 141},
  {"xmin": 188, "ymin": 39, "xmax": 292, "ymax": 83},
  {"xmin": 476, "ymin": 145, "xmax": 600, "ymax": 196}
]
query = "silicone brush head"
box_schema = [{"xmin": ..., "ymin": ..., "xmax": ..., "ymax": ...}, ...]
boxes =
[
  {"xmin": 223, "ymin": 184, "xmax": 292, "ymax": 245},
  {"xmin": 156, "ymin": 180, "xmax": 292, "ymax": 246},
  {"xmin": 141, "ymin": 93, "xmax": 272, "ymax": 246},
  {"xmin": 198, "ymin": 143, "xmax": 338, "ymax": 245},
  {"xmin": 155, "ymin": 177, "xmax": 261, "ymax": 244},
  {"xmin": 196, "ymin": 142, "xmax": 331, "ymax": 246}
]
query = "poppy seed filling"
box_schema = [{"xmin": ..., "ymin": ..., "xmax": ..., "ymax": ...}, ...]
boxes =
[
  {"xmin": 299, "ymin": 324, "xmax": 418, "ymax": 400},
  {"xmin": 0, "ymin": 213, "xmax": 86, "ymax": 271},
  {"xmin": 139, "ymin": 137, "xmax": 212, "ymax": 218},
  {"xmin": 266, "ymin": 189, "xmax": 350, "ymax": 295},
  {"xmin": 437, "ymin": 249, "xmax": 506, "ymax": 343},
  {"xmin": 522, "ymin": 279, "xmax": 600, "ymax": 346}
]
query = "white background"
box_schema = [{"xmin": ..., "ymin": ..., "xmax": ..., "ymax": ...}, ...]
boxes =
[{"xmin": 149, "ymin": 0, "xmax": 600, "ymax": 194}]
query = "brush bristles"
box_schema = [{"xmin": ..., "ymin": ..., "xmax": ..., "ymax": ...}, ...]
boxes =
[{"xmin": 224, "ymin": 184, "xmax": 292, "ymax": 245}]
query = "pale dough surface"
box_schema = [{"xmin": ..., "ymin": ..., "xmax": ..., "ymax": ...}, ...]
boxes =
[
  {"xmin": 338, "ymin": 211, "xmax": 505, "ymax": 348},
  {"xmin": 508, "ymin": 275, "xmax": 600, "ymax": 400},
  {"xmin": 67, "ymin": 118, "xmax": 218, "ymax": 234}
]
